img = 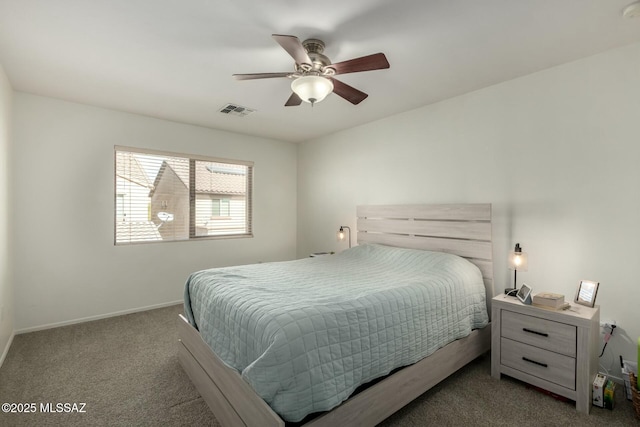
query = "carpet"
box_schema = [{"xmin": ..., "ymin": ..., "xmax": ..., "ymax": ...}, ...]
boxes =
[{"xmin": 0, "ymin": 304, "xmax": 637, "ymax": 426}]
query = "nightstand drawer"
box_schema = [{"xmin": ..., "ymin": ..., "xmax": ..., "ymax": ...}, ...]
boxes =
[
  {"xmin": 501, "ymin": 310, "xmax": 576, "ymax": 357},
  {"xmin": 501, "ymin": 338, "xmax": 576, "ymax": 390}
]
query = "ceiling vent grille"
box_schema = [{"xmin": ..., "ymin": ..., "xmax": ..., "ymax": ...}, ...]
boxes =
[{"xmin": 219, "ymin": 103, "xmax": 256, "ymax": 117}]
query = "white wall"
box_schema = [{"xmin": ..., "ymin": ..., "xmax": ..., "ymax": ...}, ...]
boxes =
[
  {"xmin": 0, "ymin": 64, "xmax": 13, "ymax": 365},
  {"xmin": 12, "ymin": 93, "xmax": 297, "ymax": 331},
  {"xmin": 298, "ymin": 42, "xmax": 640, "ymax": 379}
]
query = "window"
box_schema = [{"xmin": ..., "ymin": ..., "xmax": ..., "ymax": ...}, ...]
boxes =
[
  {"xmin": 115, "ymin": 146, "xmax": 253, "ymax": 244},
  {"xmin": 209, "ymin": 198, "xmax": 230, "ymax": 217}
]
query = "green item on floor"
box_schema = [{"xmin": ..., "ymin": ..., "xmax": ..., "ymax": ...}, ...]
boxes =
[{"xmin": 604, "ymin": 380, "xmax": 615, "ymax": 410}]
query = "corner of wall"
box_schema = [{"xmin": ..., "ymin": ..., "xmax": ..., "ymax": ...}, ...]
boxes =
[
  {"xmin": 0, "ymin": 62, "xmax": 15, "ymax": 367},
  {"xmin": 0, "ymin": 331, "xmax": 14, "ymax": 367}
]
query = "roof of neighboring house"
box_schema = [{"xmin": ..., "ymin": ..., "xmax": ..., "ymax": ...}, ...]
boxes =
[
  {"xmin": 150, "ymin": 158, "xmax": 246, "ymax": 196},
  {"xmin": 115, "ymin": 221, "xmax": 162, "ymax": 243},
  {"xmin": 115, "ymin": 151, "xmax": 154, "ymax": 189}
]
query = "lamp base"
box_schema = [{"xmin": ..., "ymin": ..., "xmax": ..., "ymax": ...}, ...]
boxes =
[{"xmin": 504, "ymin": 287, "xmax": 518, "ymax": 296}]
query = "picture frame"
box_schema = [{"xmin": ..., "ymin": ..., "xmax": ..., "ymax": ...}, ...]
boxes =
[
  {"xmin": 516, "ymin": 283, "xmax": 532, "ymax": 305},
  {"xmin": 574, "ymin": 280, "xmax": 599, "ymax": 307}
]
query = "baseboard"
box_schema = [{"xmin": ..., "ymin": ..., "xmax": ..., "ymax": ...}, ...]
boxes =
[
  {"xmin": 0, "ymin": 331, "xmax": 15, "ymax": 368},
  {"xmin": 15, "ymin": 300, "xmax": 183, "ymax": 334}
]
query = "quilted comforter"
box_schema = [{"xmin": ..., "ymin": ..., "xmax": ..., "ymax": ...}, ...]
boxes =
[{"xmin": 184, "ymin": 243, "xmax": 488, "ymax": 422}]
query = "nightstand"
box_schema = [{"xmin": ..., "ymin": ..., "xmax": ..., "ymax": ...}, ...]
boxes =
[{"xmin": 491, "ymin": 294, "xmax": 600, "ymax": 414}]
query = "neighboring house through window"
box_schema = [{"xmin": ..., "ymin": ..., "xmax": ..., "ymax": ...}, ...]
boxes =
[{"xmin": 115, "ymin": 146, "xmax": 253, "ymax": 244}]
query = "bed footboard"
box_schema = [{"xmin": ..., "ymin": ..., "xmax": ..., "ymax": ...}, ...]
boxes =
[
  {"xmin": 177, "ymin": 314, "xmax": 284, "ymax": 427},
  {"xmin": 178, "ymin": 314, "xmax": 490, "ymax": 427}
]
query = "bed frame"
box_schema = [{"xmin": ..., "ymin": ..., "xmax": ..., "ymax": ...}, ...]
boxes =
[{"xmin": 178, "ymin": 203, "xmax": 494, "ymax": 426}]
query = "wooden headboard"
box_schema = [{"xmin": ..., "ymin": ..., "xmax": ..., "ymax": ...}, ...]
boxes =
[{"xmin": 357, "ymin": 204, "xmax": 494, "ymax": 302}]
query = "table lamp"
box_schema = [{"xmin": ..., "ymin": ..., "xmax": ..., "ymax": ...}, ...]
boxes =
[
  {"xmin": 506, "ymin": 243, "xmax": 528, "ymax": 294},
  {"xmin": 337, "ymin": 226, "xmax": 351, "ymax": 248}
]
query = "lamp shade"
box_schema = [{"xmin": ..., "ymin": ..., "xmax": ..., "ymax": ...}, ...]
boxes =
[
  {"xmin": 291, "ymin": 75, "xmax": 334, "ymax": 104},
  {"xmin": 508, "ymin": 243, "xmax": 528, "ymax": 271},
  {"xmin": 337, "ymin": 225, "xmax": 351, "ymax": 248}
]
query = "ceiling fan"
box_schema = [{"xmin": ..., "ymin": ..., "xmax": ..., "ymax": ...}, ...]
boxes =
[{"xmin": 233, "ymin": 34, "xmax": 390, "ymax": 107}]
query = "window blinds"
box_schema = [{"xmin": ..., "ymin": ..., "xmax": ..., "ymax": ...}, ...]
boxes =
[{"xmin": 115, "ymin": 146, "xmax": 253, "ymax": 245}]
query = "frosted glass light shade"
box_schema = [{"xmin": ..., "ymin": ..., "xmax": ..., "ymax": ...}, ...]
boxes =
[
  {"xmin": 337, "ymin": 225, "xmax": 351, "ymax": 248},
  {"xmin": 291, "ymin": 76, "xmax": 333, "ymax": 104},
  {"xmin": 508, "ymin": 249, "xmax": 528, "ymax": 271}
]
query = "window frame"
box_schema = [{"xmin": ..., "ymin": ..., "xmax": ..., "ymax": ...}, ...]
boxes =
[{"xmin": 114, "ymin": 145, "xmax": 254, "ymax": 245}]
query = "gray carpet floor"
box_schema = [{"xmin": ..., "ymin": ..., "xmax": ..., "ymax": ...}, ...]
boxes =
[{"xmin": 0, "ymin": 304, "xmax": 637, "ymax": 426}]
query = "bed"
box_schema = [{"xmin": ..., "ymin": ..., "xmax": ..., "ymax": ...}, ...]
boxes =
[{"xmin": 178, "ymin": 204, "xmax": 494, "ymax": 426}]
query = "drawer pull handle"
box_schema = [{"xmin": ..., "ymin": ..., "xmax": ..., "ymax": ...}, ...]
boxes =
[
  {"xmin": 523, "ymin": 328, "xmax": 548, "ymax": 337},
  {"xmin": 522, "ymin": 357, "xmax": 548, "ymax": 368}
]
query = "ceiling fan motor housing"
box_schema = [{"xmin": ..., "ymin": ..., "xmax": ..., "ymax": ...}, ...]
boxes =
[{"xmin": 299, "ymin": 39, "xmax": 334, "ymax": 75}]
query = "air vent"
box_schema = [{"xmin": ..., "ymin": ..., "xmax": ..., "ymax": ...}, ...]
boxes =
[{"xmin": 219, "ymin": 103, "xmax": 256, "ymax": 117}]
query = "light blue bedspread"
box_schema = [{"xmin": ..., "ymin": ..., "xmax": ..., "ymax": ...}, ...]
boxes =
[{"xmin": 184, "ymin": 243, "xmax": 488, "ymax": 422}]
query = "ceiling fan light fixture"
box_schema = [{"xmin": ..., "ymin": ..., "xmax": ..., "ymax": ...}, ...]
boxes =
[{"xmin": 291, "ymin": 75, "xmax": 334, "ymax": 105}]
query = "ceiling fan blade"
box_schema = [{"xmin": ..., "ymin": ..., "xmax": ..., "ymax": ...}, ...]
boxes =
[
  {"xmin": 329, "ymin": 53, "xmax": 390, "ymax": 75},
  {"xmin": 233, "ymin": 72, "xmax": 292, "ymax": 80},
  {"xmin": 285, "ymin": 92, "xmax": 302, "ymax": 107},
  {"xmin": 272, "ymin": 34, "xmax": 312, "ymax": 66},
  {"xmin": 330, "ymin": 78, "xmax": 368, "ymax": 105}
]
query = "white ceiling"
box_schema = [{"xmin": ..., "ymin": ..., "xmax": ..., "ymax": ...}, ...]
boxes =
[{"xmin": 1, "ymin": 0, "xmax": 640, "ymax": 143}]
